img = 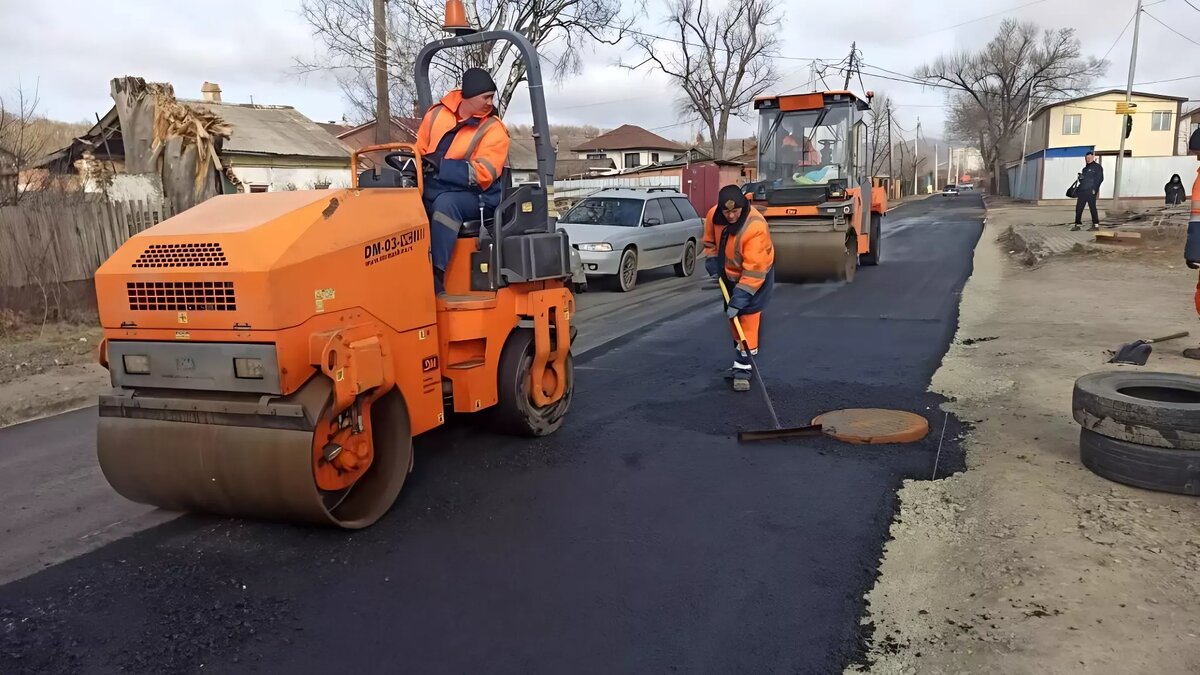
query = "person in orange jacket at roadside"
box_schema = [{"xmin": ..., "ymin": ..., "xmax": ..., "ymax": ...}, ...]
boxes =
[
  {"xmin": 1184, "ymin": 129, "xmax": 1200, "ymax": 360},
  {"xmin": 415, "ymin": 67, "xmax": 510, "ymax": 296},
  {"xmin": 703, "ymin": 185, "xmax": 775, "ymax": 391}
]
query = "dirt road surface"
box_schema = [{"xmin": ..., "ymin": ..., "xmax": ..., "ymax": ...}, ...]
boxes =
[
  {"xmin": 855, "ymin": 202, "xmax": 1200, "ymax": 675},
  {"xmin": 0, "ymin": 196, "xmax": 976, "ymax": 673}
]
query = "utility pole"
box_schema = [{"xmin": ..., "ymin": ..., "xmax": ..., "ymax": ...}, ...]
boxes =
[
  {"xmin": 1114, "ymin": 0, "xmax": 1143, "ymax": 201},
  {"xmin": 914, "ymin": 118, "xmax": 921, "ymax": 195},
  {"xmin": 887, "ymin": 104, "xmax": 895, "ymax": 198},
  {"xmin": 373, "ymin": 0, "xmax": 391, "ymax": 145},
  {"xmin": 1017, "ymin": 78, "xmax": 1036, "ymax": 199},
  {"xmin": 843, "ymin": 42, "xmax": 857, "ymax": 90}
]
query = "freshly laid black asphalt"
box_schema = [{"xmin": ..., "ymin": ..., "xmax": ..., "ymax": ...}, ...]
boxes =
[{"xmin": 0, "ymin": 195, "xmax": 984, "ymax": 674}]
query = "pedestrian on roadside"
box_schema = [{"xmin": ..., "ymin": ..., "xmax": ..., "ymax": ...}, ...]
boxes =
[
  {"xmin": 1165, "ymin": 173, "xmax": 1187, "ymax": 206},
  {"xmin": 1184, "ymin": 129, "xmax": 1200, "ymax": 360},
  {"xmin": 1071, "ymin": 151, "xmax": 1104, "ymax": 231},
  {"xmin": 703, "ymin": 185, "xmax": 775, "ymax": 391}
]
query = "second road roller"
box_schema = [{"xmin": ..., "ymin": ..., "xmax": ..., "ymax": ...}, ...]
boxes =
[
  {"xmin": 93, "ymin": 6, "xmax": 574, "ymax": 528},
  {"xmin": 748, "ymin": 90, "xmax": 888, "ymax": 282}
]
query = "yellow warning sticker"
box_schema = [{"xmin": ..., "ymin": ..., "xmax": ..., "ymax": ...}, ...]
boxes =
[
  {"xmin": 521, "ymin": 201, "xmax": 533, "ymax": 213},
  {"xmin": 314, "ymin": 288, "xmax": 335, "ymax": 313},
  {"xmin": 335, "ymin": 368, "xmax": 345, "ymax": 382},
  {"xmin": 177, "ymin": 311, "xmax": 188, "ymax": 324},
  {"xmin": 175, "ymin": 330, "xmax": 190, "ymax": 340}
]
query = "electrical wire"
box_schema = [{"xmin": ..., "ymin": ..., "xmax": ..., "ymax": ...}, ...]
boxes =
[
  {"xmin": 905, "ymin": 0, "xmax": 1052, "ymax": 39},
  {"xmin": 1100, "ymin": 11, "xmax": 1137, "ymax": 63},
  {"xmin": 1143, "ymin": 10, "xmax": 1200, "ymax": 48},
  {"xmin": 1183, "ymin": 0, "xmax": 1200, "ymax": 13}
]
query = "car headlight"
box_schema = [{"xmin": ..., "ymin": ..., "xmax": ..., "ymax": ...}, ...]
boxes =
[
  {"xmin": 233, "ymin": 357, "xmax": 266, "ymax": 379},
  {"xmin": 577, "ymin": 243, "xmax": 613, "ymax": 252},
  {"xmin": 122, "ymin": 354, "xmax": 150, "ymax": 375}
]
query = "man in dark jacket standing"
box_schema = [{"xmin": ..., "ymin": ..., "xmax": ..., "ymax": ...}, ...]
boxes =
[{"xmin": 1071, "ymin": 151, "xmax": 1103, "ymax": 231}]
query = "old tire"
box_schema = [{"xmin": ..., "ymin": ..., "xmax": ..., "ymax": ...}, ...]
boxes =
[
  {"xmin": 1072, "ymin": 371, "xmax": 1200, "ymax": 450},
  {"xmin": 1079, "ymin": 428, "xmax": 1200, "ymax": 496},
  {"xmin": 490, "ymin": 328, "xmax": 574, "ymax": 437},
  {"xmin": 674, "ymin": 240, "xmax": 697, "ymax": 277},
  {"xmin": 611, "ymin": 248, "xmax": 638, "ymax": 292},
  {"xmin": 860, "ymin": 213, "xmax": 882, "ymax": 266}
]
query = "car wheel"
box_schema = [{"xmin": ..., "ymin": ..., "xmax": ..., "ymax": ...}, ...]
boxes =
[
  {"xmin": 611, "ymin": 248, "xmax": 638, "ymax": 292},
  {"xmin": 674, "ymin": 240, "xmax": 697, "ymax": 277}
]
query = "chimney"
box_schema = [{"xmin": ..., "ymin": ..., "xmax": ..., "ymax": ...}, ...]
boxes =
[{"xmin": 201, "ymin": 82, "xmax": 222, "ymax": 103}]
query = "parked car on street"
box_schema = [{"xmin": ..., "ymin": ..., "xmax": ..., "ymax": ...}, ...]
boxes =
[
  {"xmin": 556, "ymin": 187, "xmax": 704, "ymax": 292},
  {"xmin": 941, "ymin": 184, "xmax": 959, "ymax": 197}
]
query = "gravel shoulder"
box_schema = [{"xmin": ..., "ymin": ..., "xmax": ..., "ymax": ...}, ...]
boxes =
[
  {"xmin": 852, "ymin": 205, "xmax": 1200, "ymax": 674},
  {"xmin": 0, "ymin": 321, "xmax": 108, "ymax": 427}
]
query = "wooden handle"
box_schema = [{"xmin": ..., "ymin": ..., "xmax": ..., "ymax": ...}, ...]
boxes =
[
  {"xmin": 717, "ymin": 278, "xmax": 749, "ymax": 346},
  {"xmin": 1149, "ymin": 331, "xmax": 1190, "ymax": 343}
]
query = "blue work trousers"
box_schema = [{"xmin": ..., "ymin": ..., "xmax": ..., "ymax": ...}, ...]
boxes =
[{"xmin": 423, "ymin": 188, "xmax": 498, "ymax": 272}]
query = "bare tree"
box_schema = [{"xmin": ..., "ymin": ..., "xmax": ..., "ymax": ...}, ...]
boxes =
[
  {"xmin": 298, "ymin": 0, "xmax": 633, "ymax": 122},
  {"xmin": 865, "ymin": 92, "xmax": 893, "ymax": 176},
  {"xmin": 0, "ymin": 82, "xmax": 56, "ymax": 205},
  {"xmin": 626, "ymin": 0, "xmax": 781, "ymax": 159},
  {"xmin": 915, "ymin": 19, "xmax": 1105, "ymax": 193}
]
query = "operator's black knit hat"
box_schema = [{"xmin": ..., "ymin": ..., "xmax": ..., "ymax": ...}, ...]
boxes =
[{"xmin": 461, "ymin": 68, "xmax": 497, "ymax": 99}]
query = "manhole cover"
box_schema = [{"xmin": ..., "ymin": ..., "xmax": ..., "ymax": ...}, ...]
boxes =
[{"xmin": 811, "ymin": 408, "xmax": 930, "ymax": 445}]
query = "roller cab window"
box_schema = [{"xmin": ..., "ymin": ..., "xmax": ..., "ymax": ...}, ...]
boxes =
[{"xmin": 758, "ymin": 104, "xmax": 852, "ymax": 188}]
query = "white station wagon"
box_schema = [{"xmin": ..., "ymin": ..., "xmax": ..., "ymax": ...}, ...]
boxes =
[{"xmin": 556, "ymin": 187, "xmax": 704, "ymax": 292}]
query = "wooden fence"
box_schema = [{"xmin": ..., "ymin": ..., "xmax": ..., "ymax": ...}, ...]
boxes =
[{"xmin": 0, "ymin": 195, "xmax": 177, "ymax": 290}]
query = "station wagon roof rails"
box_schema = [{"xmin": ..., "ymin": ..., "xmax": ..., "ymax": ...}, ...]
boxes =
[{"xmin": 646, "ymin": 187, "xmax": 680, "ymax": 193}]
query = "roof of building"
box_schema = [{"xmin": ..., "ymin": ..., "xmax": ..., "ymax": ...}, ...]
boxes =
[
  {"xmin": 335, "ymin": 116, "xmax": 423, "ymax": 142},
  {"xmin": 508, "ymin": 137, "xmax": 538, "ymax": 171},
  {"xmin": 1031, "ymin": 89, "xmax": 1189, "ymax": 120},
  {"xmin": 618, "ymin": 156, "xmax": 743, "ymax": 176},
  {"xmin": 318, "ymin": 122, "xmax": 352, "ymax": 136},
  {"xmin": 554, "ymin": 157, "xmax": 617, "ymax": 180},
  {"xmin": 571, "ymin": 125, "xmax": 686, "ymax": 152},
  {"xmin": 185, "ymin": 101, "xmax": 352, "ymax": 159}
]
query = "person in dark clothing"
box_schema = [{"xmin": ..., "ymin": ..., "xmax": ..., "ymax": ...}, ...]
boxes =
[
  {"xmin": 1165, "ymin": 174, "xmax": 1187, "ymax": 206},
  {"xmin": 1071, "ymin": 151, "xmax": 1103, "ymax": 231}
]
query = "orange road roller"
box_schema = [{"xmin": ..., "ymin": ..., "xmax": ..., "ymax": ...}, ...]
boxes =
[{"xmin": 94, "ymin": 22, "xmax": 574, "ymax": 528}]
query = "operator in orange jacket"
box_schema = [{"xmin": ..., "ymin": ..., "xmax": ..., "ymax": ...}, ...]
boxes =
[
  {"xmin": 415, "ymin": 67, "xmax": 510, "ymax": 295},
  {"xmin": 1184, "ymin": 128, "xmax": 1200, "ymax": 360},
  {"xmin": 703, "ymin": 185, "xmax": 775, "ymax": 391}
]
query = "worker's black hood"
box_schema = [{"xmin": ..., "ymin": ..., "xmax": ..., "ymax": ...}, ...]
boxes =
[
  {"xmin": 713, "ymin": 185, "xmax": 751, "ymax": 231},
  {"xmin": 1169, "ymin": 174, "xmax": 1183, "ymax": 185}
]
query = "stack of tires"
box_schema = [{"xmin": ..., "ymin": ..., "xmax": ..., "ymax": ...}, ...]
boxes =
[{"xmin": 1072, "ymin": 371, "xmax": 1200, "ymax": 496}]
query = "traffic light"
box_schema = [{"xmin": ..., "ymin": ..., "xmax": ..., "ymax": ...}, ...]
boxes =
[{"xmin": 1124, "ymin": 114, "xmax": 1133, "ymax": 139}]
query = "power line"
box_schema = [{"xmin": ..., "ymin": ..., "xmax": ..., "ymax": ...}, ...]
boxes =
[
  {"xmin": 1143, "ymin": 10, "xmax": 1200, "ymax": 48},
  {"xmin": 905, "ymin": 0, "xmax": 1052, "ymax": 39},
  {"xmin": 1183, "ymin": 0, "xmax": 1200, "ymax": 13},
  {"xmin": 1100, "ymin": 11, "xmax": 1137, "ymax": 63}
]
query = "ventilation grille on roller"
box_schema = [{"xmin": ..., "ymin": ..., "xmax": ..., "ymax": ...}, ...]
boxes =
[
  {"xmin": 133, "ymin": 242, "xmax": 228, "ymax": 268},
  {"xmin": 127, "ymin": 281, "xmax": 237, "ymax": 312}
]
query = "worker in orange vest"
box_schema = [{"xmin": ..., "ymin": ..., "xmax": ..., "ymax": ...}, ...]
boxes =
[
  {"xmin": 1184, "ymin": 129, "xmax": 1200, "ymax": 360},
  {"xmin": 415, "ymin": 68, "xmax": 510, "ymax": 296},
  {"xmin": 703, "ymin": 185, "xmax": 775, "ymax": 391}
]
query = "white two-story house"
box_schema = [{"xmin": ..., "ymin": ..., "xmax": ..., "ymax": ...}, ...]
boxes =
[{"xmin": 571, "ymin": 125, "xmax": 686, "ymax": 171}]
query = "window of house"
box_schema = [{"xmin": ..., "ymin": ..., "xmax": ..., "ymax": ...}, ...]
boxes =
[
  {"xmin": 651, "ymin": 152, "xmax": 660, "ymax": 163},
  {"xmin": 1061, "ymin": 114, "xmax": 1081, "ymax": 135},
  {"xmin": 1151, "ymin": 111, "xmax": 1172, "ymax": 132},
  {"xmin": 624, "ymin": 152, "xmax": 641, "ymax": 169},
  {"xmin": 586, "ymin": 153, "xmax": 606, "ymax": 160},
  {"xmin": 248, "ymin": 184, "xmax": 269, "ymax": 193}
]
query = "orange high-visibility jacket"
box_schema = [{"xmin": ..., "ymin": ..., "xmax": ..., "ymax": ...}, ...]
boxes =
[
  {"xmin": 703, "ymin": 206, "xmax": 775, "ymax": 298},
  {"xmin": 415, "ymin": 90, "xmax": 510, "ymax": 192}
]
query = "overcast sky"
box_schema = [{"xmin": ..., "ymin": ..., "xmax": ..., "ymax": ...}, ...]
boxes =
[{"xmin": 1, "ymin": 0, "xmax": 1197, "ymax": 145}]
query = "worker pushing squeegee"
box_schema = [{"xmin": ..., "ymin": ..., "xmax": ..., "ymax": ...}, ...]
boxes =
[{"xmin": 703, "ymin": 185, "xmax": 776, "ymax": 392}]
